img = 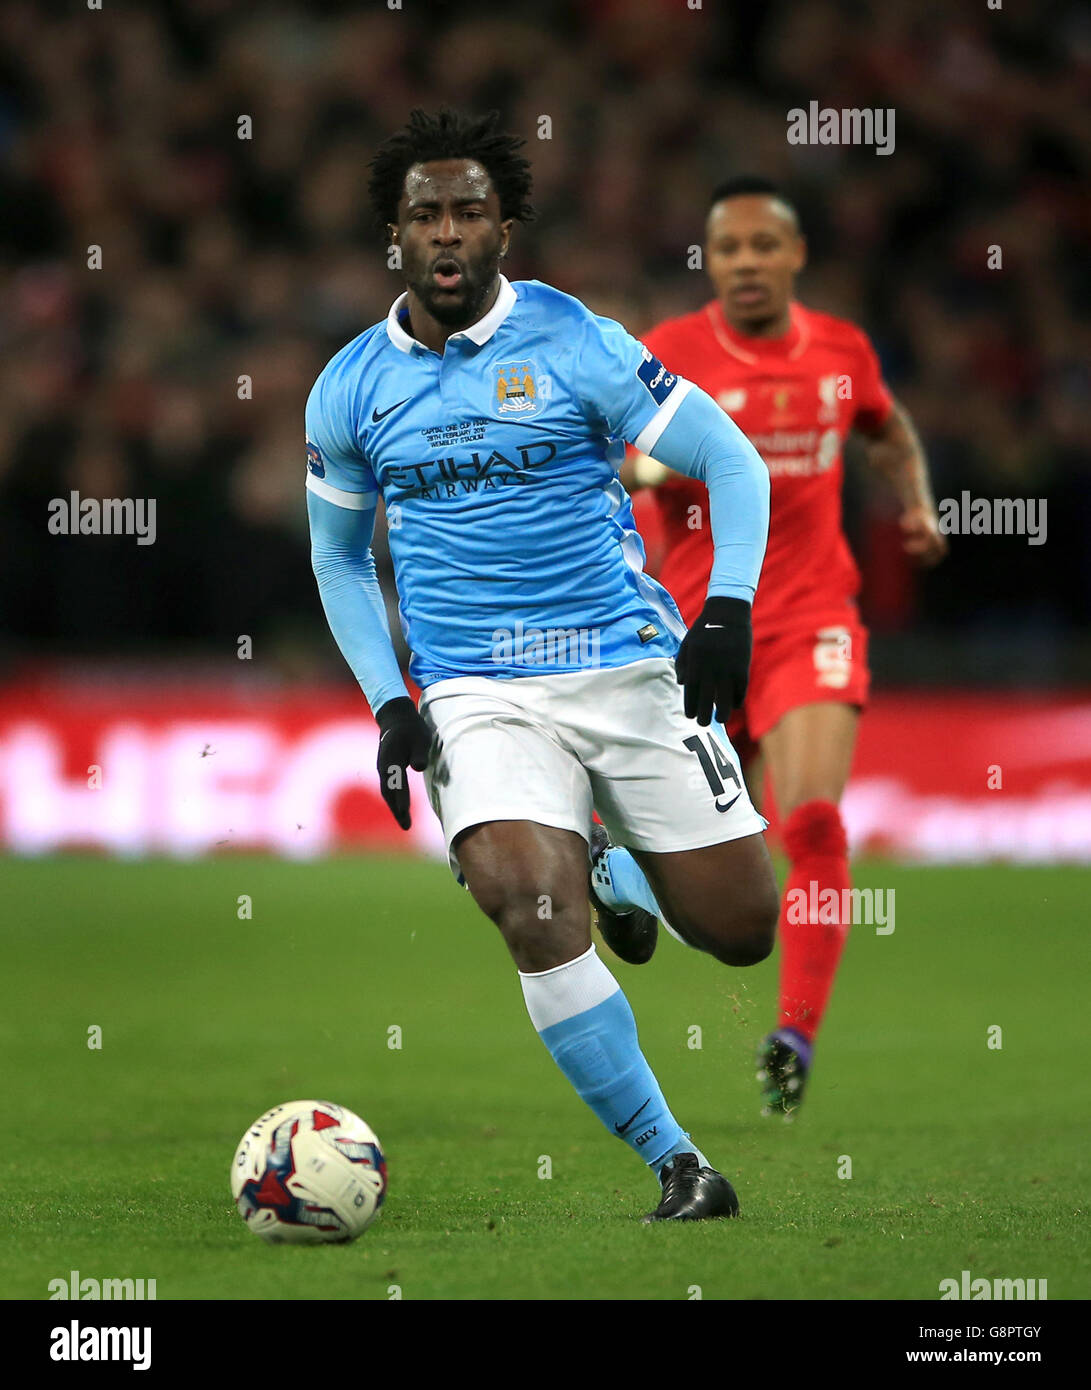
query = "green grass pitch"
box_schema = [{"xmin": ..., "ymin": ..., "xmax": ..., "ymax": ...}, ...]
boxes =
[{"xmin": 1, "ymin": 854, "xmax": 1087, "ymax": 1300}]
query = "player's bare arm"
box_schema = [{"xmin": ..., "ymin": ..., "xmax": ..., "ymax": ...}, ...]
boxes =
[
  {"xmin": 856, "ymin": 398, "xmax": 948, "ymax": 567},
  {"xmin": 620, "ymin": 449, "xmax": 667, "ymax": 493}
]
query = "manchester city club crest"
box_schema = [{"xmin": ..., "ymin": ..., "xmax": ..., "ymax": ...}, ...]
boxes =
[{"xmin": 495, "ymin": 359, "xmax": 540, "ymax": 416}]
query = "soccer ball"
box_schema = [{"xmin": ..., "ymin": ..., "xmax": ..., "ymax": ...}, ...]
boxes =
[{"xmin": 231, "ymin": 1100, "xmax": 387, "ymax": 1244}]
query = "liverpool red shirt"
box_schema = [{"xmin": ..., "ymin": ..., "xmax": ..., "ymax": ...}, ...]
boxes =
[{"xmin": 639, "ymin": 300, "xmax": 893, "ymax": 633}]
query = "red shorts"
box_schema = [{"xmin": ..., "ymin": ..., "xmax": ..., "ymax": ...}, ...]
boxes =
[{"xmin": 727, "ymin": 607, "xmax": 870, "ymax": 746}]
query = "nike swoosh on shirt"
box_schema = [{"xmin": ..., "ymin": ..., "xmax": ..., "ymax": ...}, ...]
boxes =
[
  {"xmin": 615, "ymin": 1098, "xmax": 652, "ymax": 1135},
  {"xmin": 372, "ymin": 398, "xmax": 411, "ymax": 422},
  {"xmin": 715, "ymin": 792, "xmax": 742, "ymax": 814}
]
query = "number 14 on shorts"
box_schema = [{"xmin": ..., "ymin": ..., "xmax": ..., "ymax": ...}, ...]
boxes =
[{"xmin": 684, "ymin": 733, "xmax": 743, "ymax": 813}]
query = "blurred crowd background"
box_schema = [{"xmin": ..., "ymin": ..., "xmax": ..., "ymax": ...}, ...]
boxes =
[{"xmin": 1, "ymin": 0, "xmax": 1088, "ymax": 688}]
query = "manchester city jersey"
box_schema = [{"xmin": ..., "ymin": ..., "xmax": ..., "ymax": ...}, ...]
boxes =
[{"xmin": 305, "ymin": 275, "xmax": 696, "ymax": 689}]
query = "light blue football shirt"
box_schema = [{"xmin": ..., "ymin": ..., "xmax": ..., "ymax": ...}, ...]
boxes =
[{"xmin": 306, "ymin": 276, "xmax": 704, "ymax": 690}]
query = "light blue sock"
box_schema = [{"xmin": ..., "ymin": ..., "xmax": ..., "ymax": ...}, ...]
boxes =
[
  {"xmin": 520, "ymin": 946, "xmax": 710, "ymax": 1173},
  {"xmin": 592, "ymin": 845, "xmax": 662, "ymax": 918},
  {"xmin": 655, "ymin": 1133, "xmax": 712, "ymax": 1175}
]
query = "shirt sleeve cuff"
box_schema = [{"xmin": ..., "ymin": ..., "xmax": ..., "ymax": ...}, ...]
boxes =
[
  {"xmin": 633, "ymin": 378, "xmax": 694, "ymax": 455},
  {"xmin": 305, "ymin": 474, "xmax": 378, "ymax": 510}
]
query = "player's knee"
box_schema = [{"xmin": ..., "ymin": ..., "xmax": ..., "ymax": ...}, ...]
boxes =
[
  {"xmin": 729, "ymin": 882, "xmax": 779, "ymax": 965},
  {"xmin": 674, "ymin": 876, "xmax": 778, "ymax": 967},
  {"xmin": 473, "ymin": 878, "xmax": 587, "ymax": 972},
  {"xmin": 716, "ymin": 905, "xmax": 776, "ymax": 966}
]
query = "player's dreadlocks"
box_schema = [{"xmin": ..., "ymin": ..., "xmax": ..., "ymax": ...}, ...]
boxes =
[{"xmin": 368, "ymin": 107, "xmax": 536, "ymax": 235}]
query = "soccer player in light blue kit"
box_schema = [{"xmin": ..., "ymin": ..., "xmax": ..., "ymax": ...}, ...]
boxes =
[{"xmin": 306, "ymin": 109, "xmax": 779, "ymax": 1221}]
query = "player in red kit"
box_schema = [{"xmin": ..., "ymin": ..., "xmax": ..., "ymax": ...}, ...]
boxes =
[{"xmin": 603, "ymin": 177, "xmax": 946, "ymax": 1118}]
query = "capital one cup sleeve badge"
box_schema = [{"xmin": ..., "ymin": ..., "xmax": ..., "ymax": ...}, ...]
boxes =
[{"xmin": 306, "ymin": 438, "xmax": 325, "ymax": 477}]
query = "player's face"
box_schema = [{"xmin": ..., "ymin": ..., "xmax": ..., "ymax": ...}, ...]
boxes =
[
  {"xmin": 391, "ymin": 159, "xmax": 512, "ymax": 328},
  {"xmin": 705, "ymin": 196, "xmax": 806, "ymax": 334}
]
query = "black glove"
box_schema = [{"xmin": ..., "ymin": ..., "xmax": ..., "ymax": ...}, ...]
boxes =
[
  {"xmin": 674, "ymin": 596, "xmax": 753, "ymax": 727},
  {"xmin": 375, "ymin": 697, "xmax": 432, "ymax": 830}
]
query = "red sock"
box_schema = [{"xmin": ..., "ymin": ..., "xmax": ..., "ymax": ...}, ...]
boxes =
[{"xmin": 777, "ymin": 800, "xmax": 851, "ymax": 1046}]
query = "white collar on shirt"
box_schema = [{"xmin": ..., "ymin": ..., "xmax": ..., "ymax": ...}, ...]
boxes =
[{"xmin": 385, "ymin": 273, "xmax": 518, "ymax": 354}]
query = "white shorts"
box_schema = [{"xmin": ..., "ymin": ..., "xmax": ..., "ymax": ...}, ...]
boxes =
[{"xmin": 419, "ymin": 657, "xmax": 767, "ymax": 876}]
